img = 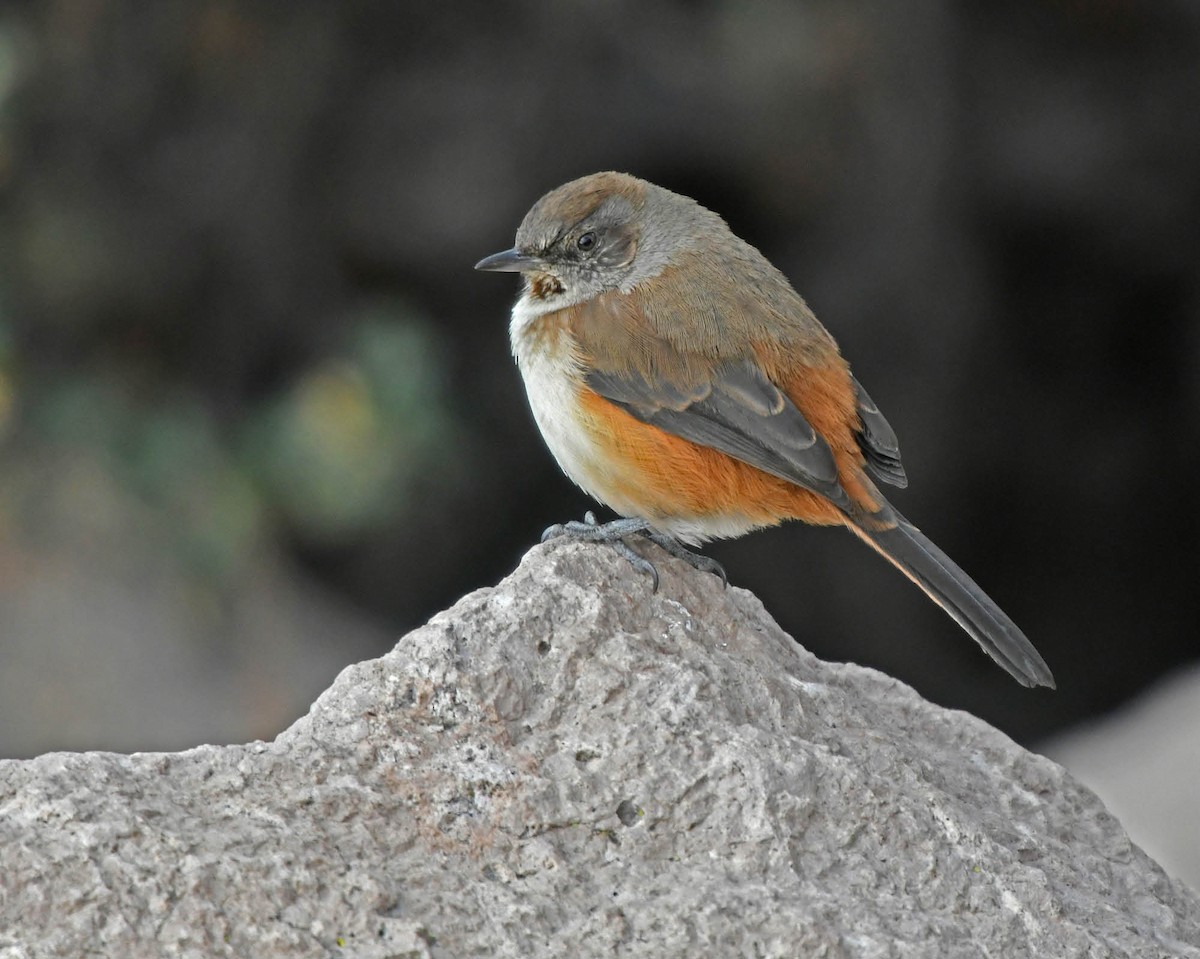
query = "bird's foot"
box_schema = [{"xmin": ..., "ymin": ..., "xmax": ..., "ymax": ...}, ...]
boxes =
[
  {"xmin": 639, "ymin": 527, "xmax": 728, "ymax": 588},
  {"xmin": 541, "ymin": 511, "xmax": 727, "ymax": 592}
]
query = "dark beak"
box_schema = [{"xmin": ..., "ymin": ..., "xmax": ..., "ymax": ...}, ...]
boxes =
[{"xmin": 474, "ymin": 248, "xmax": 542, "ymax": 272}]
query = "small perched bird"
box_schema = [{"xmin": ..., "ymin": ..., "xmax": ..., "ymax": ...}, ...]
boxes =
[{"xmin": 476, "ymin": 172, "xmax": 1054, "ymax": 689}]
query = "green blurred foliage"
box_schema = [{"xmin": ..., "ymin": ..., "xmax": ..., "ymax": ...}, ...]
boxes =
[
  {"xmin": 19, "ymin": 369, "xmax": 264, "ymax": 583},
  {"xmin": 240, "ymin": 301, "xmax": 466, "ymax": 543},
  {"xmin": 0, "ymin": 315, "xmax": 12, "ymax": 444},
  {"xmin": 3, "ymin": 299, "xmax": 465, "ymax": 581}
]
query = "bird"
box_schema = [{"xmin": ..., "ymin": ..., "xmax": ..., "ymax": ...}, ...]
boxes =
[{"xmin": 475, "ymin": 172, "xmax": 1054, "ymax": 689}]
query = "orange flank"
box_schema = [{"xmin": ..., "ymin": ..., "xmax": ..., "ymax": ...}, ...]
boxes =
[
  {"xmin": 778, "ymin": 364, "xmax": 885, "ymax": 519},
  {"xmin": 577, "ymin": 387, "xmax": 849, "ymax": 529}
]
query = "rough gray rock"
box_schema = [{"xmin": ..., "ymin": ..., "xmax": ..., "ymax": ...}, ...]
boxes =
[
  {"xmin": 1042, "ymin": 663, "xmax": 1200, "ymax": 895},
  {"xmin": 2, "ymin": 541, "xmax": 1197, "ymax": 958}
]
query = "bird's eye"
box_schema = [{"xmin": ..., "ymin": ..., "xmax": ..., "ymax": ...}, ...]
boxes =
[{"xmin": 576, "ymin": 231, "xmax": 597, "ymax": 251}]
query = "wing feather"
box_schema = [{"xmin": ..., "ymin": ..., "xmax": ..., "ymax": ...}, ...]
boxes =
[
  {"xmin": 586, "ymin": 359, "xmax": 849, "ymax": 507},
  {"xmin": 851, "ymin": 376, "xmax": 907, "ymax": 488}
]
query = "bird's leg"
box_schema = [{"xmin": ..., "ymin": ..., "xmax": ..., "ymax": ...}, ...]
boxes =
[
  {"xmin": 541, "ymin": 511, "xmax": 727, "ymax": 591},
  {"xmin": 638, "ymin": 527, "xmax": 728, "ymax": 588}
]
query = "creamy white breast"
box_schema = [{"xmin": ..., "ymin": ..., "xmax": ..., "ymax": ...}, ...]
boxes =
[{"xmin": 509, "ymin": 295, "xmax": 613, "ymax": 506}]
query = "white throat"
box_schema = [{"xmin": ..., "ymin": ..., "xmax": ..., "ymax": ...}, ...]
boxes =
[{"xmin": 508, "ymin": 279, "xmax": 598, "ymax": 344}]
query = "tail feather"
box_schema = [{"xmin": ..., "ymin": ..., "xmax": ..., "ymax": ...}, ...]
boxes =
[{"xmin": 849, "ymin": 510, "xmax": 1055, "ymax": 689}]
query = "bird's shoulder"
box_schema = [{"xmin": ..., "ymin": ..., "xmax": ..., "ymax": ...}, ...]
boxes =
[{"xmin": 567, "ymin": 244, "xmax": 839, "ymax": 388}]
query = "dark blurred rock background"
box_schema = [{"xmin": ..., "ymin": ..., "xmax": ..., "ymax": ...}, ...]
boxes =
[{"xmin": 0, "ymin": 1, "xmax": 1197, "ymax": 760}]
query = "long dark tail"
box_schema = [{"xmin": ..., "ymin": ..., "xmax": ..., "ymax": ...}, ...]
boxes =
[{"xmin": 848, "ymin": 507, "xmax": 1055, "ymax": 689}]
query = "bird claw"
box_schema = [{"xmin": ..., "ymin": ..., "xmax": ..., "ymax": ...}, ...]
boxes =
[
  {"xmin": 640, "ymin": 528, "xmax": 728, "ymax": 589},
  {"xmin": 611, "ymin": 538, "xmax": 660, "ymax": 592},
  {"xmin": 542, "ymin": 511, "xmax": 604, "ymax": 543},
  {"xmin": 541, "ymin": 514, "xmax": 726, "ymax": 592}
]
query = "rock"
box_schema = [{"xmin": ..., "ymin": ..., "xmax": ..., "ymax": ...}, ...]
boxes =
[
  {"xmin": 1041, "ymin": 663, "xmax": 1200, "ymax": 893},
  {"xmin": 1, "ymin": 541, "xmax": 1197, "ymax": 958}
]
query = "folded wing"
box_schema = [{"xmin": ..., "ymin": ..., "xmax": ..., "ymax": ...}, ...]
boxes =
[{"xmin": 586, "ymin": 359, "xmax": 851, "ymax": 510}]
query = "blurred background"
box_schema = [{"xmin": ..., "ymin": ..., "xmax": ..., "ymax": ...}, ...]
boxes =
[{"xmin": 0, "ymin": 0, "xmax": 1197, "ymax": 885}]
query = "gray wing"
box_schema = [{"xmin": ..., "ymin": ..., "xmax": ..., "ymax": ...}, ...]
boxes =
[
  {"xmin": 586, "ymin": 360, "xmax": 851, "ymax": 508},
  {"xmin": 851, "ymin": 376, "xmax": 907, "ymax": 488}
]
